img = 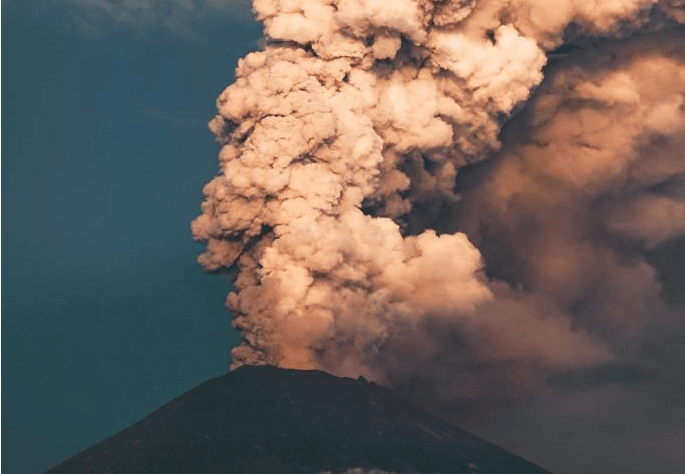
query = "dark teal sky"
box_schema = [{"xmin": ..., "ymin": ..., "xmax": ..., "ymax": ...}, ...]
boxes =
[{"xmin": 2, "ymin": 2, "xmax": 261, "ymax": 472}]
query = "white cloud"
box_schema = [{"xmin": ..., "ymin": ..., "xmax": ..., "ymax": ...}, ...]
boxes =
[
  {"xmin": 320, "ymin": 469, "xmax": 407, "ymax": 474},
  {"xmin": 46, "ymin": 0, "xmax": 256, "ymax": 39}
]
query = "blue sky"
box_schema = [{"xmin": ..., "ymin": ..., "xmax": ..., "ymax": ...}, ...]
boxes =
[{"xmin": 2, "ymin": 2, "xmax": 260, "ymax": 472}]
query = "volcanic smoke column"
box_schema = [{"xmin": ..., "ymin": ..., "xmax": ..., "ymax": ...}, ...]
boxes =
[{"xmin": 192, "ymin": 0, "xmax": 683, "ymax": 391}]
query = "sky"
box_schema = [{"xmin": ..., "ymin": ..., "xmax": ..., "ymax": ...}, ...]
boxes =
[
  {"xmin": 2, "ymin": 1, "xmax": 685, "ymax": 474},
  {"xmin": 2, "ymin": 1, "xmax": 260, "ymax": 472}
]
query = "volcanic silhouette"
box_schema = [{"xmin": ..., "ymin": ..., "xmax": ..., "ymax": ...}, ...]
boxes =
[{"xmin": 44, "ymin": 365, "xmax": 552, "ymax": 474}]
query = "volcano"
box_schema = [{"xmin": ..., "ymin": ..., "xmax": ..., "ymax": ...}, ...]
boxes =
[{"xmin": 44, "ymin": 365, "xmax": 552, "ymax": 474}]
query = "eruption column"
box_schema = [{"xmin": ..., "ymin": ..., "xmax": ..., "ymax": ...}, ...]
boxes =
[{"xmin": 193, "ymin": 0, "xmax": 684, "ymax": 400}]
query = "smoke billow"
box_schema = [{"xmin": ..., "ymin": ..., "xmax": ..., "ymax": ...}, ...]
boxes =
[
  {"xmin": 193, "ymin": 0, "xmax": 685, "ymax": 404},
  {"xmin": 458, "ymin": 31, "xmax": 685, "ymax": 343}
]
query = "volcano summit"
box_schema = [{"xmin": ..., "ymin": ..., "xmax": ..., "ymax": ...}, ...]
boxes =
[{"xmin": 45, "ymin": 365, "xmax": 552, "ymax": 474}]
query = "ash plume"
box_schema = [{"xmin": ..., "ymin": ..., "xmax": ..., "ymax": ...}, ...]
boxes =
[
  {"xmin": 457, "ymin": 29, "xmax": 685, "ymax": 343},
  {"xmin": 192, "ymin": 0, "xmax": 685, "ymax": 405}
]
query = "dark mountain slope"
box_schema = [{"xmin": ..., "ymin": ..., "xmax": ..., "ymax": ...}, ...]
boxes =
[{"xmin": 44, "ymin": 365, "xmax": 553, "ymax": 474}]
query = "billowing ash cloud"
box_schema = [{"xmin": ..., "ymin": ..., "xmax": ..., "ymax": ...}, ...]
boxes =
[
  {"xmin": 458, "ymin": 30, "xmax": 685, "ymax": 343},
  {"xmin": 193, "ymin": 0, "xmax": 684, "ymax": 403}
]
